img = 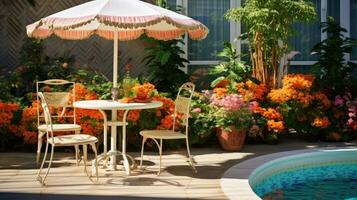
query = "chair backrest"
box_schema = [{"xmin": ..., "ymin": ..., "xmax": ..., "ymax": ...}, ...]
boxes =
[
  {"xmin": 172, "ymin": 82, "xmax": 195, "ymax": 134},
  {"xmin": 36, "ymin": 79, "xmax": 76, "ymax": 126},
  {"xmin": 37, "ymin": 92, "xmax": 54, "ymax": 140}
]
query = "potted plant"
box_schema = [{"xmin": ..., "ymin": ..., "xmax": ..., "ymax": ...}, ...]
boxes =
[{"xmin": 211, "ymin": 94, "xmax": 253, "ymax": 151}]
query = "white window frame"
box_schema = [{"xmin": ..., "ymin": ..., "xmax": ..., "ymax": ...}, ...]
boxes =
[
  {"xmin": 178, "ymin": 0, "xmax": 241, "ymax": 71},
  {"xmin": 346, "ymin": 0, "xmax": 357, "ymax": 63},
  {"xmin": 178, "ymin": 0, "xmax": 356, "ymax": 71}
]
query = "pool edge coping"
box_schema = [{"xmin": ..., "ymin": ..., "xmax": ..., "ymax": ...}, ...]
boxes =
[{"xmin": 220, "ymin": 147, "xmax": 357, "ymax": 200}]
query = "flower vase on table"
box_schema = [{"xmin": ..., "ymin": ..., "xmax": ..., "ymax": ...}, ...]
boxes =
[
  {"xmin": 122, "ymin": 75, "xmax": 138, "ymax": 98},
  {"xmin": 119, "ymin": 82, "xmax": 157, "ymax": 103}
]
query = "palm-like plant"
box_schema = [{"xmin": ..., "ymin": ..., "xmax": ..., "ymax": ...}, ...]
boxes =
[
  {"xmin": 210, "ymin": 42, "xmax": 251, "ymax": 88},
  {"xmin": 142, "ymin": 36, "xmax": 189, "ymax": 95},
  {"xmin": 311, "ymin": 17, "xmax": 357, "ymax": 95}
]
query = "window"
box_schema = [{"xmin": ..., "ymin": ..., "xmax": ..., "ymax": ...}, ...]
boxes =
[
  {"xmin": 327, "ymin": 0, "xmax": 340, "ymax": 22},
  {"xmin": 290, "ymin": 0, "xmax": 321, "ymax": 62},
  {"xmin": 166, "ymin": 0, "xmax": 177, "ymax": 11},
  {"xmin": 289, "ymin": 0, "xmax": 341, "ymax": 73},
  {"xmin": 187, "ymin": 0, "xmax": 231, "ymax": 61},
  {"xmin": 352, "ymin": 0, "xmax": 357, "ymax": 60},
  {"xmin": 173, "ymin": 0, "xmax": 354, "ymax": 83}
]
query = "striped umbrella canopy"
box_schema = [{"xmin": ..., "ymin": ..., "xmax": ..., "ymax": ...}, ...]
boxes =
[{"xmin": 26, "ymin": 0, "xmax": 209, "ymax": 87}]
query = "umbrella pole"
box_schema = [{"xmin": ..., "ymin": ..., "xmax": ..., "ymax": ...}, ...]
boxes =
[
  {"xmin": 110, "ymin": 30, "xmax": 119, "ymax": 170},
  {"xmin": 113, "ymin": 31, "xmax": 119, "ymax": 87}
]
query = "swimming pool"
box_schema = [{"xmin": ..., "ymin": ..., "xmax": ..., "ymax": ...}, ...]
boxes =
[{"xmin": 249, "ymin": 149, "xmax": 357, "ymax": 200}]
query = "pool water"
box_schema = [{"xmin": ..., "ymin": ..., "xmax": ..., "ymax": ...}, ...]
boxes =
[{"xmin": 253, "ymin": 163, "xmax": 357, "ymax": 200}]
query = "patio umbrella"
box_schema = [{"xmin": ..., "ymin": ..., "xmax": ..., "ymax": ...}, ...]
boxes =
[{"xmin": 26, "ymin": 0, "xmax": 208, "ymax": 87}]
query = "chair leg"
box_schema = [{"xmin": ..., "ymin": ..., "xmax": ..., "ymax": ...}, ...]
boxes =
[
  {"xmin": 90, "ymin": 143, "xmax": 99, "ymax": 182},
  {"xmin": 185, "ymin": 138, "xmax": 197, "ymax": 173},
  {"xmin": 158, "ymin": 139, "xmax": 163, "ymax": 175},
  {"xmin": 37, "ymin": 140, "xmax": 49, "ymax": 185},
  {"xmin": 42, "ymin": 145, "xmax": 55, "ymax": 185},
  {"xmin": 140, "ymin": 137, "xmax": 147, "ymax": 169},
  {"xmin": 36, "ymin": 131, "xmax": 43, "ymax": 165},
  {"xmin": 75, "ymin": 130, "xmax": 81, "ymax": 165}
]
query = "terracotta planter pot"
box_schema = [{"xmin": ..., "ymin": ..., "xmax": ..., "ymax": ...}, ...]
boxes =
[{"xmin": 217, "ymin": 126, "xmax": 246, "ymax": 151}]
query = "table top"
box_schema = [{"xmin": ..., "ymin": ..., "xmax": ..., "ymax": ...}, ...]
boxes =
[{"xmin": 73, "ymin": 100, "xmax": 163, "ymax": 110}]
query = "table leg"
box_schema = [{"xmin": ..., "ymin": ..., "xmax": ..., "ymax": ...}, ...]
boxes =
[
  {"xmin": 110, "ymin": 109, "xmax": 118, "ymax": 170},
  {"xmin": 98, "ymin": 110, "xmax": 108, "ymax": 155},
  {"xmin": 98, "ymin": 109, "xmax": 109, "ymax": 168},
  {"xmin": 122, "ymin": 110, "xmax": 131, "ymax": 175}
]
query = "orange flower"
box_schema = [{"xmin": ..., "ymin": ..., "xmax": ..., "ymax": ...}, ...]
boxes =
[
  {"xmin": 267, "ymin": 120, "xmax": 285, "ymax": 133},
  {"xmin": 252, "ymin": 106, "xmax": 266, "ymax": 115},
  {"xmin": 313, "ymin": 92, "xmax": 331, "ymax": 108},
  {"xmin": 213, "ymin": 88, "xmax": 227, "ymax": 99},
  {"xmin": 19, "ymin": 84, "xmax": 104, "ymax": 143},
  {"xmin": 262, "ymin": 108, "xmax": 283, "ymax": 121},
  {"xmin": 0, "ymin": 102, "xmax": 21, "ymax": 136},
  {"xmin": 127, "ymin": 110, "xmax": 141, "ymax": 122},
  {"xmin": 235, "ymin": 81, "xmax": 267, "ymax": 101},
  {"xmin": 132, "ymin": 82, "xmax": 156, "ymax": 100},
  {"xmin": 23, "ymin": 131, "xmax": 37, "ymax": 144},
  {"xmin": 157, "ymin": 114, "xmax": 181, "ymax": 130},
  {"xmin": 312, "ymin": 117, "xmax": 330, "ymax": 128},
  {"xmin": 282, "ymin": 74, "xmax": 315, "ymax": 90},
  {"xmin": 157, "ymin": 115, "xmax": 174, "ymax": 130}
]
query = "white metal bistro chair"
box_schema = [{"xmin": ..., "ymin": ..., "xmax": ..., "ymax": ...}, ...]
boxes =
[
  {"xmin": 36, "ymin": 79, "xmax": 82, "ymax": 165},
  {"xmin": 36, "ymin": 92, "xmax": 98, "ymax": 185},
  {"xmin": 139, "ymin": 82, "xmax": 196, "ymax": 175}
]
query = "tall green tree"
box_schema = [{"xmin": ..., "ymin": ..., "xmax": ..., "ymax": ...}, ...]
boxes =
[{"xmin": 226, "ymin": 0, "xmax": 316, "ymax": 88}]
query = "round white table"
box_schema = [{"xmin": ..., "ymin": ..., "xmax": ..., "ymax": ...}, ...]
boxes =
[{"xmin": 73, "ymin": 100, "xmax": 163, "ymax": 175}]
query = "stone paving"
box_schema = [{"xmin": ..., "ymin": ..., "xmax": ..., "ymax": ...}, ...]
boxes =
[{"xmin": 0, "ymin": 139, "xmax": 356, "ymax": 200}]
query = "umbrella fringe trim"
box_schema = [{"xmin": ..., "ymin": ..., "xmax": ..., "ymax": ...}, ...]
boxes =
[{"xmin": 31, "ymin": 15, "xmax": 208, "ymax": 33}]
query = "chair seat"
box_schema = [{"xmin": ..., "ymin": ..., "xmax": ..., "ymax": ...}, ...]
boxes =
[
  {"xmin": 48, "ymin": 134, "xmax": 98, "ymax": 146},
  {"xmin": 140, "ymin": 130, "xmax": 186, "ymax": 139},
  {"xmin": 38, "ymin": 124, "xmax": 81, "ymax": 132}
]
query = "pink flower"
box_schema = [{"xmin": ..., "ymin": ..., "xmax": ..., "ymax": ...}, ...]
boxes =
[
  {"xmin": 249, "ymin": 101, "xmax": 259, "ymax": 111},
  {"xmin": 211, "ymin": 94, "xmax": 246, "ymax": 111},
  {"xmin": 348, "ymin": 106, "xmax": 356, "ymax": 113},
  {"xmin": 192, "ymin": 108, "xmax": 202, "ymax": 113},
  {"xmin": 347, "ymin": 118, "xmax": 354, "ymax": 125},
  {"xmin": 334, "ymin": 96, "xmax": 344, "ymax": 106}
]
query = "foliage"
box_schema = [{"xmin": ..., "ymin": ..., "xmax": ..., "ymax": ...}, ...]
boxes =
[
  {"xmin": 68, "ymin": 68, "xmax": 112, "ymax": 100},
  {"xmin": 3, "ymin": 38, "xmax": 112, "ymax": 104},
  {"xmin": 140, "ymin": 0, "xmax": 189, "ymax": 97},
  {"xmin": 330, "ymin": 92, "xmax": 357, "ymax": 140},
  {"xmin": 210, "ymin": 42, "xmax": 252, "ymax": 88},
  {"xmin": 189, "ymin": 91, "xmax": 216, "ymax": 144},
  {"xmin": 142, "ymin": 36, "xmax": 189, "ymax": 96},
  {"xmin": 226, "ymin": 0, "xmax": 316, "ymax": 87},
  {"xmin": 311, "ymin": 17, "xmax": 357, "ymax": 95}
]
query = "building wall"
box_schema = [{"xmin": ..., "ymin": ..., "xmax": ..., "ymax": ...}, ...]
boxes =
[
  {"xmin": 1, "ymin": 0, "xmax": 356, "ymax": 88},
  {"xmin": 0, "ymin": 0, "xmax": 149, "ymax": 78}
]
